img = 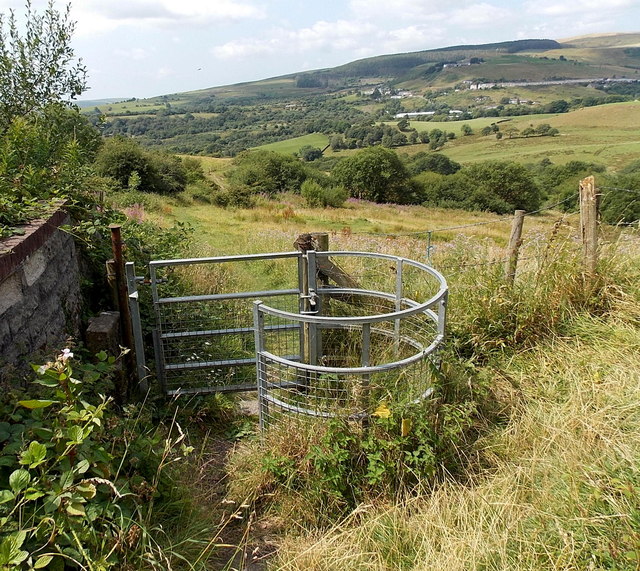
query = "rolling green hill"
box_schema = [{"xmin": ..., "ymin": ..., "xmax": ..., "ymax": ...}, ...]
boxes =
[{"xmin": 89, "ymin": 33, "xmax": 640, "ymax": 161}]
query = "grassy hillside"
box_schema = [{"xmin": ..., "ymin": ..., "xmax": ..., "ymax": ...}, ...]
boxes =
[
  {"xmin": 126, "ymin": 186, "xmax": 640, "ymax": 570},
  {"xmin": 430, "ymin": 101, "xmax": 640, "ymax": 169},
  {"xmin": 87, "ymin": 33, "xmax": 640, "ymax": 158}
]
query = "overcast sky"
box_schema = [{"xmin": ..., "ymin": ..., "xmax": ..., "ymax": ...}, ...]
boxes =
[{"xmin": 1, "ymin": 0, "xmax": 638, "ymax": 100}]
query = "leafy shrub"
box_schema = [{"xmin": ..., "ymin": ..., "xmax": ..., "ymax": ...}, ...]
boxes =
[
  {"xmin": 0, "ymin": 350, "xmax": 196, "ymax": 569},
  {"xmin": 422, "ymin": 160, "xmax": 541, "ymax": 214},
  {"xmin": 227, "ymin": 150, "xmax": 308, "ymax": 197},
  {"xmin": 94, "ymin": 137, "xmax": 188, "ymax": 194},
  {"xmin": 226, "ymin": 360, "xmax": 490, "ymax": 528},
  {"xmin": 405, "ymin": 151, "xmax": 461, "ymax": 176},
  {"xmin": 301, "ymin": 180, "xmax": 347, "ymax": 208},
  {"xmin": 0, "ymin": 107, "xmax": 99, "ymax": 237},
  {"xmin": 332, "ymin": 146, "xmax": 414, "ymax": 204}
]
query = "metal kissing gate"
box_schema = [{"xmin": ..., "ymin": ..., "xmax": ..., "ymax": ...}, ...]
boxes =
[{"xmin": 125, "ymin": 249, "xmax": 448, "ymax": 426}]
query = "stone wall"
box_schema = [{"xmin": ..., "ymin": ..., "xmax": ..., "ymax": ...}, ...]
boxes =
[{"xmin": 0, "ymin": 210, "xmax": 82, "ymax": 380}]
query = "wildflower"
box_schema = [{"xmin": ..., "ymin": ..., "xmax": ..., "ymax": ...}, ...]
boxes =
[{"xmin": 61, "ymin": 348, "xmax": 74, "ymax": 362}]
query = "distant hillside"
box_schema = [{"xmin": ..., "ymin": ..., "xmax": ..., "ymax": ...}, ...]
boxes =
[{"xmin": 89, "ymin": 33, "xmax": 640, "ymax": 158}]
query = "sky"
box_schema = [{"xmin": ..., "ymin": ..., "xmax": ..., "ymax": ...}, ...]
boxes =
[{"xmin": 1, "ymin": 0, "xmax": 639, "ymax": 100}]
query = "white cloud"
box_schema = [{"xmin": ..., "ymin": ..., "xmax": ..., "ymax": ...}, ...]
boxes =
[
  {"xmin": 212, "ymin": 19, "xmax": 378, "ymax": 60},
  {"xmin": 450, "ymin": 3, "xmax": 512, "ymax": 28},
  {"xmin": 73, "ymin": 0, "xmax": 265, "ymax": 36},
  {"xmin": 114, "ymin": 48, "xmax": 153, "ymax": 62},
  {"xmin": 525, "ymin": 0, "xmax": 634, "ymax": 16},
  {"xmin": 349, "ymin": 0, "xmax": 450, "ymax": 22}
]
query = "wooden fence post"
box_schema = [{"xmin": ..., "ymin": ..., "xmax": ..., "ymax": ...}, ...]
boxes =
[
  {"xmin": 504, "ymin": 209, "xmax": 526, "ymax": 284},
  {"xmin": 311, "ymin": 232, "xmax": 330, "ymax": 288},
  {"xmin": 109, "ymin": 224, "xmax": 136, "ymax": 400},
  {"xmin": 579, "ymin": 176, "xmax": 599, "ymax": 280}
]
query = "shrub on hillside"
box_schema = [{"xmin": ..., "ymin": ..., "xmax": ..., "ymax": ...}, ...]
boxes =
[
  {"xmin": 0, "ymin": 106, "xmax": 100, "ymax": 237},
  {"xmin": 404, "ymin": 151, "xmax": 461, "ymax": 176},
  {"xmin": 227, "ymin": 149, "xmax": 308, "ymax": 197},
  {"xmin": 333, "ymin": 146, "xmax": 414, "ymax": 204},
  {"xmin": 301, "ymin": 179, "xmax": 348, "ymax": 208},
  {"xmin": 422, "ymin": 160, "xmax": 541, "ymax": 214},
  {"xmin": 94, "ymin": 137, "xmax": 188, "ymax": 194}
]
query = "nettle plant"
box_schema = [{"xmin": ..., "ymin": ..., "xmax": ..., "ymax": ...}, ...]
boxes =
[{"xmin": 0, "ymin": 349, "xmax": 192, "ymax": 570}]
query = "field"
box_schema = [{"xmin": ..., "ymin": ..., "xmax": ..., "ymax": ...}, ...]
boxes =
[
  {"xmin": 256, "ymin": 133, "xmax": 330, "ymax": 154},
  {"xmin": 378, "ymin": 101, "xmax": 640, "ymax": 169},
  {"xmin": 134, "ymin": 186, "xmax": 640, "ymax": 569}
]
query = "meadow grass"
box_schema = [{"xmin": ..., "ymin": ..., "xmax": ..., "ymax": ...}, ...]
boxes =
[
  {"xmin": 124, "ymin": 186, "xmax": 639, "ymax": 570},
  {"xmin": 270, "ymin": 238, "xmax": 640, "ymax": 570},
  {"xmin": 256, "ymin": 133, "xmax": 330, "ymax": 154}
]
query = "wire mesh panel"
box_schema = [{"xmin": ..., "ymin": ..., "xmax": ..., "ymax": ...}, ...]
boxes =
[
  {"xmin": 254, "ymin": 252, "xmax": 447, "ymax": 427},
  {"xmin": 148, "ymin": 252, "xmax": 302, "ymax": 395},
  {"xmin": 130, "ymin": 249, "xmax": 447, "ymax": 406}
]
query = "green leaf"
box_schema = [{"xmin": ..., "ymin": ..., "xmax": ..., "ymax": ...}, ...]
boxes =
[
  {"xmin": 66, "ymin": 425, "xmax": 84, "ymax": 444},
  {"xmin": 76, "ymin": 482, "xmax": 96, "ymax": 499},
  {"xmin": 24, "ymin": 488, "xmax": 45, "ymax": 501},
  {"xmin": 34, "ymin": 555, "xmax": 54, "ymax": 568},
  {"xmin": 0, "ymin": 490, "xmax": 15, "ymax": 504},
  {"xmin": 59, "ymin": 470, "xmax": 74, "ymax": 489},
  {"xmin": 66, "ymin": 501, "xmax": 85, "ymax": 517},
  {"xmin": 74, "ymin": 459, "xmax": 90, "ymax": 474},
  {"xmin": 18, "ymin": 399, "xmax": 58, "ymax": 409},
  {"xmin": 20, "ymin": 440, "xmax": 48, "ymax": 468},
  {"xmin": 9, "ymin": 469, "xmax": 30, "ymax": 492}
]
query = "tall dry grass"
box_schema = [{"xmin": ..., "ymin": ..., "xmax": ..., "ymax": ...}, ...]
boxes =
[
  {"xmin": 272, "ymin": 318, "xmax": 640, "ymax": 569},
  {"xmin": 270, "ymin": 232, "xmax": 640, "ymax": 570}
]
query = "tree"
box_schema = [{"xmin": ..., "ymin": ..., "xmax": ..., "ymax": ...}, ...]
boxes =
[
  {"xmin": 397, "ymin": 117, "xmax": 410, "ymax": 131},
  {"xmin": 332, "ymin": 146, "xmax": 412, "ymax": 203},
  {"xmin": 461, "ymin": 124, "xmax": 473, "ymax": 136},
  {"xmin": 95, "ymin": 136, "xmax": 188, "ymax": 194},
  {"xmin": 405, "ymin": 152, "xmax": 461, "ymax": 176},
  {"xmin": 0, "ymin": 1, "xmax": 87, "ymax": 129},
  {"xmin": 298, "ymin": 145, "xmax": 323, "ymax": 162},
  {"xmin": 228, "ymin": 149, "xmax": 308, "ymax": 196},
  {"xmin": 461, "ymin": 161, "xmax": 541, "ymax": 213}
]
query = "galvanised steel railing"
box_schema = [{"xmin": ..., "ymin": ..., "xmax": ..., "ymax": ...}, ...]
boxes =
[{"xmin": 125, "ymin": 250, "xmax": 448, "ymax": 427}]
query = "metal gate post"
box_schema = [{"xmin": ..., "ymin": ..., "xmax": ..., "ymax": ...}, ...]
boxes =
[
  {"xmin": 149, "ymin": 264, "xmax": 167, "ymax": 394},
  {"xmin": 253, "ymin": 301, "xmax": 268, "ymax": 429},
  {"xmin": 306, "ymin": 250, "xmax": 319, "ymax": 366},
  {"xmin": 394, "ymin": 258, "xmax": 403, "ymax": 355},
  {"xmin": 125, "ymin": 262, "xmax": 148, "ymax": 394}
]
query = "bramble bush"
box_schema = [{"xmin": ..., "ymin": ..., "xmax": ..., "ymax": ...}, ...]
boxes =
[{"xmin": 0, "ymin": 349, "xmax": 196, "ymax": 569}]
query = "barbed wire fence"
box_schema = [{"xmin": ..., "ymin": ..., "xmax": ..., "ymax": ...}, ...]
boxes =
[{"xmin": 315, "ymin": 176, "xmax": 638, "ymax": 285}]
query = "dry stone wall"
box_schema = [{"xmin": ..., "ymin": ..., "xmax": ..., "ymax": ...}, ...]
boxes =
[{"xmin": 0, "ymin": 210, "xmax": 82, "ymax": 380}]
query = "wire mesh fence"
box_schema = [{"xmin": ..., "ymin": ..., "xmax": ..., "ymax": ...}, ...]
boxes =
[
  {"xmin": 127, "ymin": 249, "xmax": 447, "ymax": 426},
  {"xmin": 254, "ymin": 251, "xmax": 447, "ymax": 427}
]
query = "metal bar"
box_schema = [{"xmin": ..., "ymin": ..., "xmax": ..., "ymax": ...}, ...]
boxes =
[
  {"xmin": 168, "ymin": 383, "xmax": 258, "ymax": 396},
  {"xmin": 158, "ymin": 288, "xmax": 299, "ymax": 305},
  {"xmin": 438, "ymin": 290, "xmax": 448, "ymax": 338},
  {"xmin": 261, "ymin": 333, "xmax": 444, "ymax": 375},
  {"xmin": 161, "ymin": 323, "xmax": 299, "ymax": 340},
  {"xmin": 394, "ymin": 258, "xmax": 403, "ymax": 353},
  {"xmin": 307, "ymin": 251, "xmax": 319, "ymax": 367},
  {"xmin": 150, "ymin": 251, "xmax": 301, "ymax": 268},
  {"xmin": 125, "ymin": 262, "xmax": 148, "ymax": 393},
  {"xmin": 164, "ymin": 354, "xmax": 301, "ymax": 371},
  {"xmin": 166, "ymin": 379, "xmax": 305, "ymax": 396},
  {"xmin": 110, "ymin": 225, "xmax": 135, "ymax": 399},
  {"xmin": 257, "ymin": 288, "xmax": 447, "ymax": 325},
  {"xmin": 152, "ymin": 328, "xmax": 167, "ymax": 394},
  {"xmin": 361, "ymin": 323, "xmax": 371, "ymax": 367},
  {"xmin": 165, "ymin": 357, "xmax": 255, "ymax": 371},
  {"xmin": 253, "ymin": 301, "xmax": 268, "ymax": 430}
]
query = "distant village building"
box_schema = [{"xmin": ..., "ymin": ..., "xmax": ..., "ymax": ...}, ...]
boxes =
[{"xmin": 393, "ymin": 111, "xmax": 436, "ymax": 118}]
